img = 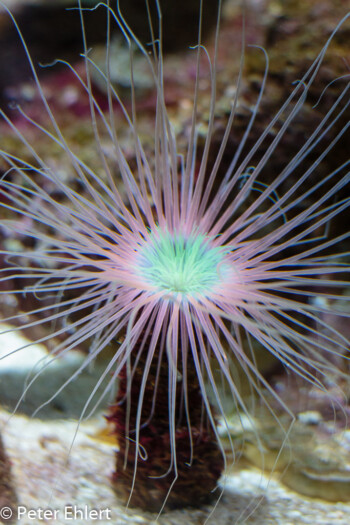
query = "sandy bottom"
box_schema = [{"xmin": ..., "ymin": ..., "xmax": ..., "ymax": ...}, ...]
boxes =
[{"xmin": 1, "ymin": 410, "xmax": 350, "ymax": 525}]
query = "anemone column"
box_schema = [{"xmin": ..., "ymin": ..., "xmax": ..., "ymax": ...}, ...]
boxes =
[{"xmin": 109, "ymin": 338, "xmax": 224, "ymax": 512}]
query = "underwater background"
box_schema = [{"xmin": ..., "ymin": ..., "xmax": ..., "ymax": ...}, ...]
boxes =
[{"xmin": 0, "ymin": 0, "xmax": 350, "ymax": 523}]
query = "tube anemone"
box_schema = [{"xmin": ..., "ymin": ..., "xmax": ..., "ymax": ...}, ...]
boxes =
[{"xmin": 0, "ymin": 0, "xmax": 350, "ymax": 519}]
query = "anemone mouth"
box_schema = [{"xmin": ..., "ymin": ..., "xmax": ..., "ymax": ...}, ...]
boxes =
[{"xmin": 134, "ymin": 228, "xmax": 230, "ymax": 296}]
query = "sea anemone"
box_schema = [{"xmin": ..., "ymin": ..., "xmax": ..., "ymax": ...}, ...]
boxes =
[{"xmin": 0, "ymin": 0, "xmax": 350, "ymax": 520}]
